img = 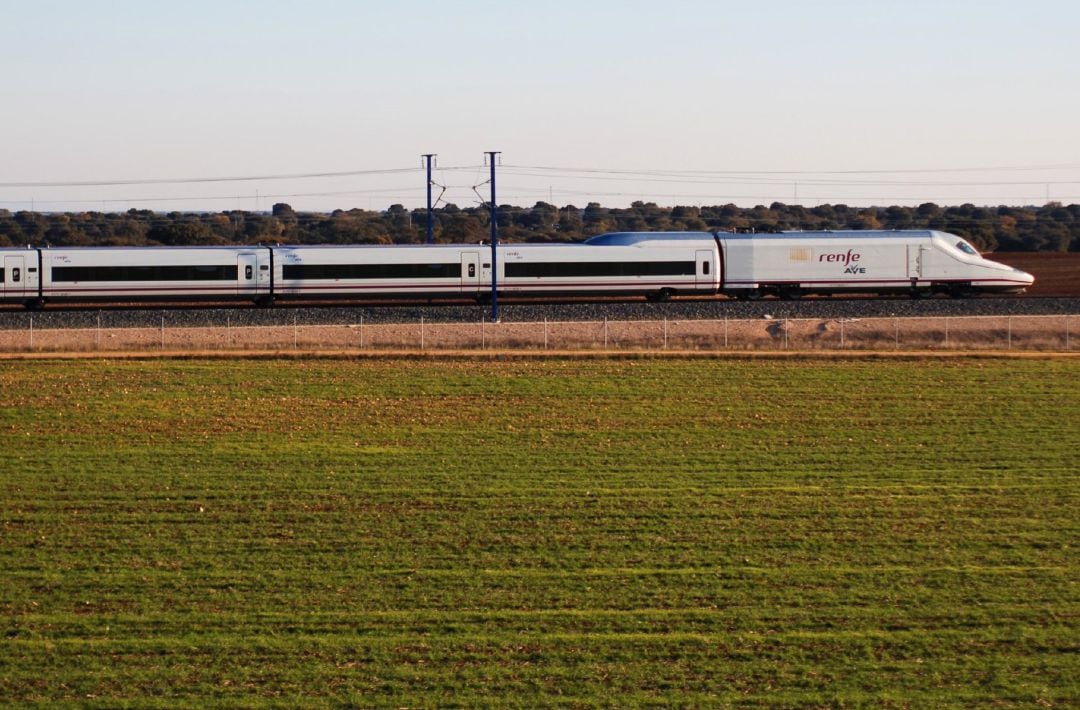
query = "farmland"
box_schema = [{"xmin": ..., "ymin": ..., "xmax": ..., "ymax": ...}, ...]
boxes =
[{"xmin": 1, "ymin": 356, "xmax": 1077, "ymax": 706}]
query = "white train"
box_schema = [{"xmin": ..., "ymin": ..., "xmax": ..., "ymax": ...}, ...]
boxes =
[{"xmin": 0, "ymin": 230, "xmax": 1033, "ymax": 308}]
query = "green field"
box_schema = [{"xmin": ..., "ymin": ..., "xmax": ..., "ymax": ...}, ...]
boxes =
[{"xmin": 1, "ymin": 356, "xmax": 1077, "ymax": 707}]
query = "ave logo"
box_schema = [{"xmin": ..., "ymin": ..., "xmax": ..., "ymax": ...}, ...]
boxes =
[{"xmin": 819, "ymin": 249, "xmax": 866, "ymax": 274}]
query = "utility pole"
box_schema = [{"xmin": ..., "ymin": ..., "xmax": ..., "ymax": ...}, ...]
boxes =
[
  {"xmin": 422, "ymin": 154, "xmax": 436, "ymax": 243},
  {"xmin": 486, "ymin": 151, "xmax": 501, "ymax": 322}
]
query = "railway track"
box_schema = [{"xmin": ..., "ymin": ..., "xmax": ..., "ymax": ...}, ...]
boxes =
[
  {"xmin": 2, "ymin": 296, "xmax": 1077, "ymax": 330},
  {"xmin": 0, "ymin": 291, "xmax": 1068, "ymax": 314}
]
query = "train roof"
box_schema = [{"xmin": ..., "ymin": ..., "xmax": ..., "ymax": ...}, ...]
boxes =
[
  {"xmin": 735, "ymin": 230, "xmax": 938, "ymax": 240},
  {"xmin": 30, "ymin": 245, "xmax": 262, "ymax": 251},
  {"xmin": 586, "ymin": 230, "xmax": 941, "ymax": 245},
  {"xmin": 585, "ymin": 232, "xmax": 716, "ymax": 245}
]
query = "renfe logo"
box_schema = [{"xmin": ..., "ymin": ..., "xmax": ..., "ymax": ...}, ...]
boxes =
[
  {"xmin": 819, "ymin": 249, "xmax": 860, "ymax": 265},
  {"xmin": 819, "ymin": 249, "xmax": 866, "ymax": 274}
]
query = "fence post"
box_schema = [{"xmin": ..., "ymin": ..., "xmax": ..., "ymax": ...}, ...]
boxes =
[
  {"xmin": 783, "ymin": 319, "xmax": 788, "ymax": 350},
  {"xmin": 29, "ymin": 316, "xmax": 33, "ymax": 351},
  {"xmin": 724, "ymin": 316, "xmax": 728, "ymax": 349},
  {"xmin": 1067, "ymin": 315, "xmax": 1071, "ymax": 351},
  {"xmin": 160, "ymin": 313, "xmax": 165, "ymax": 351},
  {"xmin": 944, "ymin": 317, "xmax": 949, "ymax": 349},
  {"xmin": 293, "ymin": 312, "xmax": 298, "ymax": 350},
  {"xmin": 895, "ymin": 317, "xmax": 899, "ymax": 350},
  {"xmin": 359, "ymin": 316, "xmax": 364, "ymax": 349},
  {"xmin": 544, "ymin": 317, "xmax": 548, "ymax": 350},
  {"xmin": 840, "ymin": 318, "xmax": 845, "ymax": 349},
  {"xmin": 420, "ymin": 316, "xmax": 425, "ymax": 350},
  {"xmin": 663, "ymin": 318, "xmax": 668, "ymax": 350},
  {"xmin": 1008, "ymin": 316, "xmax": 1012, "ymax": 350},
  {"xmin": 227, "ymin": 315, "xmax": 231, "ymax": 349},
  {"xmin": 481, "ymin": 317, "xmax": 485, "ymax": 350},
  {"xmin": 97, "ymin": 312, "xmax": 102, "ymax": 350}
]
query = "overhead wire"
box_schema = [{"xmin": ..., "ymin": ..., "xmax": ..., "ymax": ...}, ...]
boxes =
[
  {"xmin": 2, "ymin": 161, "xmax": 1078, "ymax": 209},
  {"xmin": 501, "ymin": 162, "xmax": 1080, "ymax": 176},
  {"xmin": 0, "ymin": 166, "xmax": 425, "ymax": 189}
]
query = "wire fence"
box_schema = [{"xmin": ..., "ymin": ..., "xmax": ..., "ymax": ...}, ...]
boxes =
[{"xmin": 0, "ymin": 314, "xmax": 1075, "ymax": 353}]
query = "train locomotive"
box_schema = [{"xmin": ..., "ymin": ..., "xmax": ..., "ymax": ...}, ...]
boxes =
[{"xmin": 0, "ymin": 230, "xmax": 1033, "ymax": 308}]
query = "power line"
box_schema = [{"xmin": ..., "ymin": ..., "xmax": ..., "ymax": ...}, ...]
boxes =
[
  {"xmin": 4, "ymin": 161, "xmax": 1077, "ymax": 190},
  {"xmin": 0, "ymin": 166, "xmax": 425, "ymax": 189},
  {"xmin": 502, "ymin": 162, "xmax": 1080, "ymax": 176},
  {"xmin": 498, "ymin": 168, "xmax": 1080, "ymax": 188},
  {"xmin": 3, "ymin": 160, "xmax": 1078, "ymax": 211}
]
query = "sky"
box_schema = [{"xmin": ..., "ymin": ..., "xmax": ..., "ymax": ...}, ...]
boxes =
[{"xmin": 1, "ymin": 0, "xmax": 1079, "ymax": 213}]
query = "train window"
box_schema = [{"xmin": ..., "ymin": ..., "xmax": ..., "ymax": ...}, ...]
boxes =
[
  {"xmin": 0, "ymin": 268, "xmax": 4, "ymax": 283},
  {"xmin": 506, "ymin": 261, "xmax": 695, "ymax": 278},
  {"xmin": 282, "ymin": 263, "xmax": 462, "ymax": 280},
  {"xmin": 12, "ymin": 268, "xmax": 20, "ymax": 282},
  {"xmin": 468, "ymin": 264, "xmax": 476, "ymax": 277},
  {"xmin": 955, "ymin": 241, "xmax": 978, "ymax": 255},
  {"xmin": 52, "ymin": 265, "xmax": 238, "ymax": 282},
  {"xmin": 245, "ymin": 265, "xmax": 253, "ymax": 279},
  {"xmin": 702, "ymin": 261, "xmax": 710, "ymax": 275}
]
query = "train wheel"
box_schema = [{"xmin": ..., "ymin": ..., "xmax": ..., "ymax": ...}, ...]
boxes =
[
  {"xmin": 778, "ymin": 286, "xmax": 803, "ymax": 301},
  {"xmin": 23, "ymin": 298, "xmax": 45, "ymax": 311},
  {"xmin": 910, "ymin": 288, "xmax": 931, "ymax": 299},
  {"xmin": 950, "ymin": 284, "xmax": 975, "ymax": 298}
]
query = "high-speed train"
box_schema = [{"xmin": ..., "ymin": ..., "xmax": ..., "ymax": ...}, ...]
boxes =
[{"xmin": 0, "ymin": 230, "xmax": 1033, "ymax": 308}]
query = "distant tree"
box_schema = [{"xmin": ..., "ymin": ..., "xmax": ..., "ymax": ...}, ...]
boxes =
[
  {"xmin": 110, "ymin": 217, "xmax": 150, "ymax": 245},
  {"xmin": 148, "ymin": 221, "xmax": 213, "ymax": 245},
  {"xmin": 883, "ymin": 205, "xmax": 914, "ymax": 229},
  {"xmin": 582, "ymin": 202, "xmax": 614, "ymax": 236},
  {"xmin": 0, "ymin": 211, "xmax": 21, "ymax": 246},
  {"xmin": 555, "ymin": 205, "xmax": 583, "ymax": 237},
  {"xmin": 384, "ymin": 204, "xmax": 416, "ymax": 243},
  {"xmin": 439, "ymin": 212, "xmax": 483, "ymax": 242},
  {"xmin": 0, "ymin": 200, "xmax": 1077, "ymax": 251},
  {"xmin": 523, "ymin": 202, "xmax": 558, "ymax": 234},
  {"xmin": 14, "ymin": 212, "xmax": 47, "ymax": 244},
  {"xmin": 671, "ymin": 206, "xmax": 707, "ymax": 231},
  {"xmin": 851, "ymin": 210, "xmax": 882, "ymax": 231}
]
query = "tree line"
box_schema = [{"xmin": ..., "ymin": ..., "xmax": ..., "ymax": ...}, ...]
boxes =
[{"xmin": 1, "ymin": 201, "xmax": 1077, "ymax": 252}]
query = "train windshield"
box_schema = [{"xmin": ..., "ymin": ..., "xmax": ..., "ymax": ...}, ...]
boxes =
[{"xmin": 955, "ymin": 240, "xmax": 978, "ymax": 255}]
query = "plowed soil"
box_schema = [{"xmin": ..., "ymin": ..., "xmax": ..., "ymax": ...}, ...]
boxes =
[{"xmin": 991, "ymin": 252, "xmax": 1080, "ymax": 296}]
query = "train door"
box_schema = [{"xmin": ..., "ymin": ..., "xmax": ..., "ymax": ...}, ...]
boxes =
[
  {"xmin": 4, "ymin": 255, "xmax": 28, "ymax": 299},
  {"xmin": 696, "ymin": 249, "xmax": 714, "ymax": 291},
  {"xmin": 907, "ymin": 244, "xmax": 927, "ymax": 280},
  {"xmin": 461, "ymin": 252, "xmax": 480, "ymax": 295},
  {"xmin": 479, "ymin": 254, "xmax": 493, "ymax": 291},
  {"xmin": 238, "ymin": 253, "xmax": 259, "ymax": 297},
  {"xmin": 255, "ymin": 250, "xmax": 271, "ymax": 293}
]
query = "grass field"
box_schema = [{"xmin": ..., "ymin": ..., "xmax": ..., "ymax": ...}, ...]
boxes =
[{"xmin": 1, "ymin": 355, "xmax": 1077, "ymax": 707}]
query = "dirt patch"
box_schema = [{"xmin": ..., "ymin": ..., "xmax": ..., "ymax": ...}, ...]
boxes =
[{"xmin": 990, "ymin": 252, "xmax": 1080, "ymax": 296}]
